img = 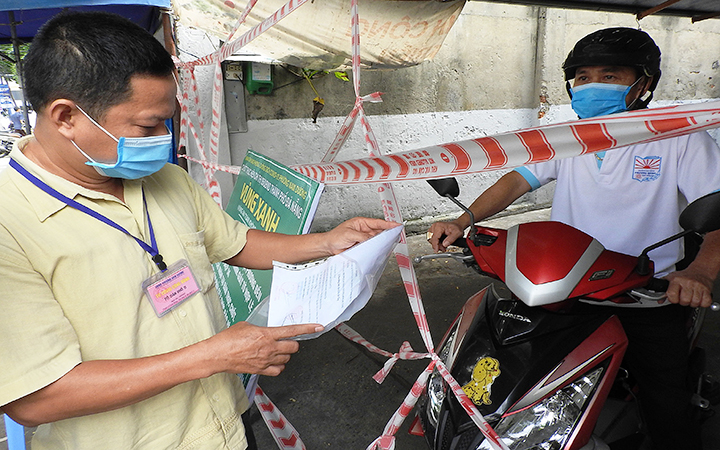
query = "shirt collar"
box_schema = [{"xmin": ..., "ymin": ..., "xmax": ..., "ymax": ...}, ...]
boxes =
[{"xmin": 9, "ymin": 136, "xmax": 142, "ymax": 222}]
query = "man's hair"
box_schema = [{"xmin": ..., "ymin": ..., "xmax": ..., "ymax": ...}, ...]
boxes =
[{"xmin": 23, "ymin": 11, "xmax": 175, "ymax": 118}]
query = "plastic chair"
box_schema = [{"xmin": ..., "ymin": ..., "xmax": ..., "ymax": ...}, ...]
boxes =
[{"xmin": 3, "ymin": 414, "xmax": 26, "ymax": 450}]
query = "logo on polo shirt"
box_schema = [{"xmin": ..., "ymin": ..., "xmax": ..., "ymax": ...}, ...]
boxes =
[{"xmin": 633, "ymin": 156, "xmax": 662, "ymax": 182}]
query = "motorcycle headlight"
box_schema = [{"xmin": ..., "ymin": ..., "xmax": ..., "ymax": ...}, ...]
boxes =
[
  {"xmin": 426, "ymin": 323, "xmax": 460, "ymax": 427},
  {"xmin": 478, "ymin": 366, "xmax": 604, "ymax": 450}
]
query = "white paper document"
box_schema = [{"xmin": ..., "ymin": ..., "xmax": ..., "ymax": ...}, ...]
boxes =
[{"xmin": 265, "ymin": 225, "xmax": 403, "ymax": 339}]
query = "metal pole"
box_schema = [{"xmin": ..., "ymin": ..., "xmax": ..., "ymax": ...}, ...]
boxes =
[{"xmin": 9, "ymin": 11, "xmax": 31, "ymax": 135}]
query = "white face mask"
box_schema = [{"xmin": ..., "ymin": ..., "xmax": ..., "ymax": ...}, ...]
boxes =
[{"xmin": 71, "ymin": 105, "xmax": 172, "ymax": 179}]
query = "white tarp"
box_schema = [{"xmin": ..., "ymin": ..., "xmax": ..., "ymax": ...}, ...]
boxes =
[{"xmin": 172, "ymin": 0, "xmax": 466, "ymax": 70}]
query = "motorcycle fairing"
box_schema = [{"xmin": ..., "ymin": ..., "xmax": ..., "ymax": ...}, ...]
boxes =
[
  {"xmin": 421, "ymin": 285, "xmax": 628, "ymax": 450},
  {"xmin": 506, "ymin": 223, "xmax": 606, "ymax": 306},
  {"xmin": 469, "ymin": 222, "xmax": 653, "ymax": 306},
  {"xmin": 575, "ymin": 249, "xmax": 653, "ymax": 301},
  {"xmin": 503, "ymin": 315, "xmax": 628, "ymax": 449}
]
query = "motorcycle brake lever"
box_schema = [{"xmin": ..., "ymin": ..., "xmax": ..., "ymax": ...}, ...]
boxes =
[
  {"xmin": 630, "ymin": 289, "xmax": 720, "ymax": 311},
  {"xmin": 629, "ymin": 288, "xmax": 667, "ymax": 302},
  {"xmin": 413, "ymin": 252, "xmax": 474, "ymax": 265}
]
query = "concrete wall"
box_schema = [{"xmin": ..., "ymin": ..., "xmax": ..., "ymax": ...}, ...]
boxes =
[{"xmin": 176, "ymin": 2, "xmax": 720, "ymax": 232}]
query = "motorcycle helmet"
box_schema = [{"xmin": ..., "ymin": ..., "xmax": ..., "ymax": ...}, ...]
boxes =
[{"xmin": 562, "ymin": 27, "xmax": 661, "ymax": 109}]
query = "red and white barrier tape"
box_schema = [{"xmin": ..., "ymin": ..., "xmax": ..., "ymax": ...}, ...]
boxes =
[
  {"xmin": 176, "ymin": 0, "xmax": 310, "ymax": 207},
  {"xmin": 254, "ymin": 386, "xmax": 306, "ymax": 450},
  {"xmin": 293, "ymin": 100, "xmax": 720, "ymax": 185},
  {"xmin": 319, "ymin": 1, "xmax": 507, "ymax": 448},
  {"xmin": 322, "ymin": 93, "xmax": 384, "ymax": 162},
  {"xmin": 180, "ymin": 154, "xmax": 242, "ymax": 175},
  {"xmin": 322, "ymin": 0, "xmax": 436, "ymax": 360},
  {"xmin": 338, "ymin": 322, "xmax": 508, "ymax": 450},
  {"xmin": 366, "ymin": 363, "xmax": 435, "ymax": 450},
  {"xmin": 319, "ymin": 0, "xmax": 384, "ymax": 162},
  {"xmin": 179, "ymin": 0, "xmax": 309, "ymax": 71},
  {"xmin": 364, "ymin": 357, "xmax": 506, "ymax": 450},
  {"xmin": 181, "ymin": 100, "xmax": 720, "ymax": 189},
  {"xmin": 335, "ymin": 323, "xmax": 430, "ymax": 384},
  {"xmin": 226, "ymin": 0, "xmax": 259, "ymax": 42},
  {"xmin": 327, "ymin": 0, "xmax": 436, "ymax": 359}
]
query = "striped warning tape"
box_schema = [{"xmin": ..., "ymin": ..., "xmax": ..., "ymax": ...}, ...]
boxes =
[
  {"xmin": 318, "ymin": 1, "xmax": 507, "ymax": 448},
  {"xmin": 254, "ymin": 386, "xmax": 306, "ymax": 450},
  {"xmin": 293, "ymin": 101, "xmax": 720, "ymax": 185},
  {"xmin": 176, "ymin": 0, "xmax": 309, "ymax": 206}
]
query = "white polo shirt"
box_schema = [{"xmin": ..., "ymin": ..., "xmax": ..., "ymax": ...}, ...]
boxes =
[{"xmin": 515, "ymin": 131, "xmax": 720, "ymax": 276}]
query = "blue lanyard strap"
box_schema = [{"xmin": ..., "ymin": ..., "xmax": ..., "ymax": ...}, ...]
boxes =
[{"xmin": 10, "ymin": 158, "xmax": 167, "ymax": 271}]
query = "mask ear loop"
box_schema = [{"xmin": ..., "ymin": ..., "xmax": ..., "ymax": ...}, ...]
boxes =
[
  {"xmin": 625, "ymin": 76, "xmax": 652, "ymax": 110},
  {"xmin": 69, "ymin": 140, "xmax": 102, "ymax": 165},
  {"xmin": 71, "ymin": 105, "xmax": 123, "ymax": 167},
  {"xmin": 75, "ymin": 105, "xmax": 120, "ymax": 143}
]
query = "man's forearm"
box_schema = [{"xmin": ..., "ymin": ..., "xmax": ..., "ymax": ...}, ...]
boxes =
[
  {"xmin": 225, "ymin": 229, "xmax": 330, "ymax": 270},
  {"xmin": 4, "ymin": 339, "xmax": 215, "ymax": 427},
  {"xmin": 687, "ymin": 229, "xmax": 720, "ymax": 281},
  {"xmin": 225, "ymin": 217, "xmax": 398, "ymax": 270},
  {"xmin": 458, "ymin": 171, "xmax": 532, "ymax": 227}
]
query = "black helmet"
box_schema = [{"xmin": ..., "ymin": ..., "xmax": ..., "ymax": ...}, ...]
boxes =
[{"xmin": 563, "ymin": 27, "xmax": 661, "ymax": 91}]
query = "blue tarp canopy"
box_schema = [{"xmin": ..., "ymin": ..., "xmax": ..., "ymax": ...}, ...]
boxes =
[{"xmin": 0, "ymin": 0, "xmax": 171, "ymax": 44}]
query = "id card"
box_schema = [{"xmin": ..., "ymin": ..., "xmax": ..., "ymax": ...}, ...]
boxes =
[{"xmin": 142, "ymin": 259, "xmax": 200, "ymax": 317}]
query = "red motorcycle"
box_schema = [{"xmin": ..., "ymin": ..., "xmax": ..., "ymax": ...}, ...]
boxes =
[{"xmin": 414, "ymin": 178, "xmax": 720, "ymax": 450}]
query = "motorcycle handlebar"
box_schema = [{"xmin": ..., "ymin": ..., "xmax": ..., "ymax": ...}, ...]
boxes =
[
  {"xmin": 644, "ymin": 278, "xmax": 720, "ymax": 311},
  {"xmin": 645, "ymin": 278, "xmax": 669, "ymax": 292},
  {"xmin": 437, "ymin": 233, "xmax": 468, "ymax": 249}
]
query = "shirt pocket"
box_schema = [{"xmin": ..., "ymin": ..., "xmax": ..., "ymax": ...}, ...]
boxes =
[{"xmin": 178, "ymin": 230, "xmax": 215, "ymax": 293}]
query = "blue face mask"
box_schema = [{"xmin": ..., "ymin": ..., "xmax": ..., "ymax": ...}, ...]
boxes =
[
  {"xmin": 570, "ymin": 82, "xmax": 634, "ymax": 119},
  {"xmin": 71, "ymin": 106, "xmax": 172, "ymax": 180}
]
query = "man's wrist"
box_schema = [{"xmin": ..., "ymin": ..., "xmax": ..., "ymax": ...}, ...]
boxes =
[{"xmin": 452, "ymin": 213, "xmax": 471, "ymax": 230}]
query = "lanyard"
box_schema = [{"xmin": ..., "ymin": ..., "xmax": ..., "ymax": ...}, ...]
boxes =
[{"xmin": 10, "ymin": 158, "xmax": 168, "ymax": 271}]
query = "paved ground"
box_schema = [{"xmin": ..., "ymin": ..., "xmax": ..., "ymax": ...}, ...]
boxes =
[{"xmin": 3, "ymin": 209, "xmax": 720, "ymax": 449}]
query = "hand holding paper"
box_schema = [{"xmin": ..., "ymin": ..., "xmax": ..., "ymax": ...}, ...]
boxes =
[{"xmin": 266, "ymin": 225, "xmax": 403, "ymax": 339}]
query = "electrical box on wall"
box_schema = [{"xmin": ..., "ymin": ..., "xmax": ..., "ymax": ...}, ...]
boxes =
[
  {"xmin": 222, "ymin": 61, "xmax": 248, "ymax": 133},
  {"xmin": 224, "ymin": 62, "xmax": 244, "ymax": 82},
  {"xmin": 244, "ymin": 62, "xmax": 274, "ymax": 95}
]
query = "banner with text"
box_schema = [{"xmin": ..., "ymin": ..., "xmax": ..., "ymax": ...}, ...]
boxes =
[{"xmin": 213, "ymin": 149, "xmax": 324, "ymax": 329}]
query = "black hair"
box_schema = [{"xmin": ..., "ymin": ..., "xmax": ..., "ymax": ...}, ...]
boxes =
[{"xmin": 23, "ymin": 11, "xmax": 175, "ymax": 118}]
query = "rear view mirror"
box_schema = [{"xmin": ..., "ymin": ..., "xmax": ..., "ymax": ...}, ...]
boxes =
[
  {"xmin": 679, "ymin": 191, "xmax": 720, "ymax": 234},
  {"xmin": 637, "ymin": 191, "xmax": 720, "ymax": 275},
  {"xmin": 427, "ymin": 178, "xmax": 460, "ymax": 198}
]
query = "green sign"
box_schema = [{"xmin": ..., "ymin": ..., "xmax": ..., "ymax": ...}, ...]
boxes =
[{"xmin": 213, "ymin": 149, "xmax": 324, "ymax": 326}]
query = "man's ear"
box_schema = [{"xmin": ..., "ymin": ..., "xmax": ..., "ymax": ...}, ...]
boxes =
[{"xmin": 46, "ymin": 99, "xmax": 80, "ymax": 141}]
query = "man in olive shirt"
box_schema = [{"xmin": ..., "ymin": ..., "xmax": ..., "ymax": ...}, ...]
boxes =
[{"xmin": 0, "ymin": 11, "xmax": 396, "ymax": 449}]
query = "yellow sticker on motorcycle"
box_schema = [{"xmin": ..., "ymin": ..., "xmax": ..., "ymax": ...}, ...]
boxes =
[{"xmin": 462, "ymin": 356, "xmax": 501, "ymax": 406}]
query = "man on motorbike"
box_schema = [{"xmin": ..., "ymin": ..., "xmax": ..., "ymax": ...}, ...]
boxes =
[{"xmin": 428, "ymin": 27, "xmax": 720, "ymax": 450}]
